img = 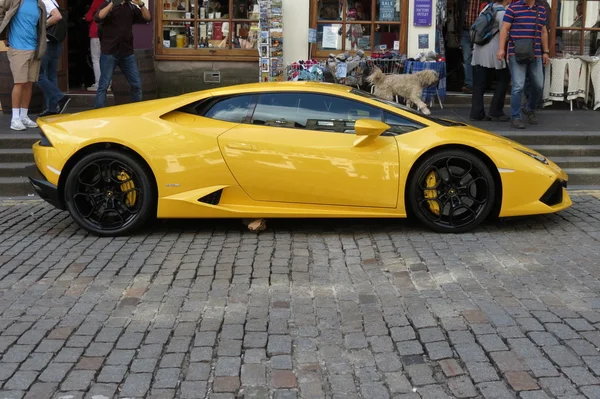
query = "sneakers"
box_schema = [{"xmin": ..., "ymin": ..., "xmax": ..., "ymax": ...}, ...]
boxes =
[
  {"xmin": 21, "ymin": 116, "xmax": 38, "ymax": 128},
  {"xmin": 38, "ymin": 110, "xmax": 58, "ymax": 117},
  {"xmin": 511, "ymin": 118, "xmax": 525, "ymax": 129},
  {"xmin": 57, "ymin": 95, "xmax": 71, "ymax": 114},
  {"xmin": 462, "ymin": 85, "xmax": 473, "ymax": 94},
  {"xmin": 10, "ymin": 119, "xmax": 26, "ymax": 131},
  {"xmin": 521, "ymin": 107, "xmax": 539, "ymax": 124},
  {"xmin": 87, "ymin": 83, "xmax": 98, "ymax": 92},
  {"xmin": 490, "ymin": 115, "xmax": 510, "ymax": 122}
]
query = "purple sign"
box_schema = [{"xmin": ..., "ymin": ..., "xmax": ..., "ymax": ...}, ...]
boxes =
[{"xmin": 414, "ymin": 0, "xmax": 432, "ymax": 26}]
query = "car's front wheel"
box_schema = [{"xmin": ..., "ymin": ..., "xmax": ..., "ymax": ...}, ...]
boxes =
[
  {"xmin": 64, "ymin": 149, "xmax": 156, "ymax": 236},
  {"xmin": 407, "ymin": 149, "xmax": 496, "ymax": 233}
]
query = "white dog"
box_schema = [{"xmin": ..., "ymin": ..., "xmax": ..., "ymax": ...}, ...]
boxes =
[{"xmin": 367, "ymin": 67, "xmax": 439, "ymax": 115}]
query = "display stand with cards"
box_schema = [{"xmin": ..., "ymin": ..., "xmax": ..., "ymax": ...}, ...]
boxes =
[{"xmin": 259, "ymin": 0, "xmax": 284, "ymax": 82}]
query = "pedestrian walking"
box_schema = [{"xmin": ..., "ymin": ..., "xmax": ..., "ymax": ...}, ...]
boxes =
[
  {"xmin": 37, "ymin": 0, "xmax": 70, "ymax": 117},
  {"xmin": 0, "ymin": 0, "xmax": 47, "ymax": 130},
  {"xmin": 458, "ymin": 0, "xmax": 486, "ymax": 94},
  {"xmin": 470, "ymin": 0, "xmax": 512, "ymax": 121},
  {"xmin": 497, "ymin": 0, "xmax": 550, "ymax": 129},
  {"xmin": 85, "ymin": 0, "xmax": 105, "ymax": 91},
  {"xmin": 93, "ymin": 0, "xmax": 151, "ymax": 108}
]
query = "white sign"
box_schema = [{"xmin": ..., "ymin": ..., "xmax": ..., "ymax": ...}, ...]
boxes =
[
  {"xmin": 336, "ymin": 63, "xmax": 348, "ymax": 78},
  {"xmin": 322, "ymin": 25, "xmax": 339, "ymax": 49},
  {"xmin": 393, "ymin": 40, "xmax": 400, "ymax": 50}
]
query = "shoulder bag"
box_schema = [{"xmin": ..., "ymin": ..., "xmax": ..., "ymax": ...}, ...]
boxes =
[
  {"xmin": 512, "ymin": 5, "xmax": 539, "ymax": 64},
  {"xmin": 46, "ymin": 0, "xmax": 68, "ymax": 43}
]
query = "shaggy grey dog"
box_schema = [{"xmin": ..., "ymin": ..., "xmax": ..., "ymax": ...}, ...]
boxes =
[{"xmin": 367, "ymin": 67, "xmax": 439, "ymax": 115}]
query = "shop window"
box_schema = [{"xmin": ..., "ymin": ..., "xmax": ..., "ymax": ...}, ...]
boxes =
[
  {"xmin": 156, "ymin": 0, "xmax": 261, "ymax": 60},
  {"xmin": 553, "ymin": 0, "xmax": 600, "ymax": 56},
  {"xmin": 312, "ymin": 0, "xmax": 408, "ymax": 58}
]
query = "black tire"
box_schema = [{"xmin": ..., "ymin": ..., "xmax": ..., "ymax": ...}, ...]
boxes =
[
  {"xmin": 64, "ymin": 149, "xmax": 156, "ymax": 236},
  {"xmin": 407, "ymin": 149, "xmax": 496, "ymax": 233}
]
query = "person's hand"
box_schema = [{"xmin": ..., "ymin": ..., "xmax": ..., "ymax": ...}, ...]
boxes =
[
  {"xmin": 543, "ymin": 53, "xmax": 549, "ymax": 66},
  {"xmin": 496, "ymin": 49, "xmax": 505, "ymax": 61}
]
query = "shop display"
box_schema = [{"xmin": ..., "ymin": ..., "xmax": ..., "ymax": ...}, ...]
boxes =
[{"xmin": 257, "ymin": 0, "xmax": 284, "ymax": 81}]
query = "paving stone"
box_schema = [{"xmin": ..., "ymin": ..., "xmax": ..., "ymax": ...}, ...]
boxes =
[
  {"xmin": 271, "ymin": 355, "xmax": 293, "ymax": 370},
  {"xmin": 369, "ymin": 336, "xmax": 394, "ymax": 353},
  {"xmin": 24, "ymin": 383, "xmax": 58, "ymax": 399},
  {"xmin": 20, "ymin": 353, "xmax": 53, "ymax": 371},
  {"xmin": 213, "ymin": 376, "xmax": 241, "ymax": 392},
  {"xmin": 447, "ymin": 376, "xmax": 478, "ymax": 398},
  {"xmin": 465, "ymin": 362, "xmax": 500, "ymax": 383},
  {"xmin": 391, "ymin": 327, "xmax": 416, "ymax": 342},
  {"xmin": 545, "ymin": 323, "xmax": 581, "ymax": 340},
  {"xmin": 272, "ymin": 371, "xmax": 297, "ymax": 388},
  {"xmin": 538, "ymin": 376, "xmax": 579, "ymax": 397},
  {"xmin": 477, "ymin": 335, "xmax": 508, "ymax": 352},
  {"xmin": 375, "ymin": 352, "xmax": 403, "ymax": 372},
  {"xmin": 490, "ymin": 351, "xmax": 527, "ymax": 372},
  {"xmin": 180, "ymin": 381, "xmax": 208, "ymax": 399},
  {"xmin": 268, "ymin": 335, "xmax": 292, "ymax": 355},
  {"xmin": 243, "ymin": 333, "xmax": 267, "ymax": 349},
  {"xmin": 185, "ymin": 363, "xmax": 211, "ymax": 381},
  {"xmin": 455, "ymin": 343, "xmax": 488, "ymax": 363},
  {"xmin": 39, "ymin": 363, "xmax": 73, "ymax": 383},
  {"xmin": 360, "ymin": 382, "xmax": 390, "ymax": 399},
  {"xmin": 215, "ymin": 357, "xmax": 241, "ymax": 377},
  {"xmin": 61, "ymin": 370, "xmax": 95, "ymax": 391},
  {"xmin": 244, "ymin": 349, "xmax": 267, "ymax": 364},
  {"xmin": 406, "ymin": 364, "xmax": 435, "ymax": 386},
  {"xmin": 527, "ymin": 332, "xmax": 559, "ymax": 347},
  {"xmin": 4, "ymin": 371, "xmax": 38, "ymax": 391},
  {"xmin": 477, "ymin": 381, "xmax": 514, "ymax": 399},
  {"xmin": 542, "ymin": 345, "xmax": 582, "ymax": 367},
  {"xmin": 396, "ymin": 341, "xmax": 423, "ymax": 356},
  {"xmin": 565, "ymin": 318, "xmax": 595, "ymax": 332},
  {"xmin": 241, "ymin": 364, "xmax": 266, "ymax": 386},
  {"xmin": 385, "ymin": 372, "xmax": 413, "ymax": 393},
  {"xmin": 120, "ymin": 373, "xmax": 152, "ymax": 397},
  {"xmin": 505, "ymin": 371, "xmax": 539, "ymax": 391},
  {"xmin": 425, "ymin": 341, "xmax": 453, "ymax": 360},
  {"xmin": 439, "ymin": 359, "xmax": 465, "ymax": 377},
  {"xmin": 519, "ymin": 391, "xmax": 551, "ymax": 399},
  {"xmin": 562, "ymin": 366, "xmax": 600, "ymax": 386},
  {"xmin": 418, "ymin": 327, "xmax": 445, "ymax": 343},
  {"xmin": 581, "ymin": 385, "xmax": 600, "ymax": 399},
  {"xmin": 154, "ymin": 368, "xmax": 181, "ymax": 389},
  {"xmin": 97, "ymin": 365, "xmax": 127, "ymax": 383}
]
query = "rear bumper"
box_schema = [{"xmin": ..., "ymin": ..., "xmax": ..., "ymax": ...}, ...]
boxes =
[{"xmin": 28, "ymin": 167, "xmax": 65, "ymax": 210}]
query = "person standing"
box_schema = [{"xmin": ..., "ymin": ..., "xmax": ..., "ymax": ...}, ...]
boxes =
[
  {"xmin": 37, "ymin": 0, "xmax": 71, "ymax": 117},
  {"xmin": 457, "ymin": 0, "xmax": 485, "ymax": 94},
  {"xmin": 85, "ymin": 0, "xmax": 105, "ymax": 91},
  {"xmin": 470, "ymin": 0, "xmax": 512, "ymax": 121},
  {"xmin": 93, "ymin": 0, "xmax": 151, "ymax": 108},
  {"xmin": 497, "ymin": 0, "xmax": 550, "ymax": 129},
  {"xmin": 0, "ymin": 0, "xmax": 47, "ymax": 130}
]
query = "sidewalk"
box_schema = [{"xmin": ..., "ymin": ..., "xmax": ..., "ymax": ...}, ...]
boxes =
[{"xmin": 431, "ymin": 105, "xmax": 598, "ymax": 133}]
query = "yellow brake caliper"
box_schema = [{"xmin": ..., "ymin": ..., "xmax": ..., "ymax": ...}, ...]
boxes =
[
  {"xmin": 423, "ymin": 170, "xmax": 440, "ymax": 216},
  {"xmin": 117, "ymin": 171, "xmax": 137, "ymax": 208}
]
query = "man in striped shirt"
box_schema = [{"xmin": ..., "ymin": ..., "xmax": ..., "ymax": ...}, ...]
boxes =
[{"xmin": 497, "ymin": 0, "xmax": 550, "ymax": 129}]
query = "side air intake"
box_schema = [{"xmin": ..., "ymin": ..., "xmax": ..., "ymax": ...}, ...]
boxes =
[{"xmin": 198, "ymin": 190, "xmax": 223, "ymax": 205}]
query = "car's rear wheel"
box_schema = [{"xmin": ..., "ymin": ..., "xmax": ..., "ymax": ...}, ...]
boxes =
[
  {"xmin": 407, "ymin": 149, "xmax": 496, "ymax": 233},
  {"xmin": 64, "ymin": 150, "xmax": 156, "ymax": 236}
]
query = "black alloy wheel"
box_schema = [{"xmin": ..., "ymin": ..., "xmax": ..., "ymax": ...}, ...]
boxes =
[
  {"xmin": 408, "ymin": 149, "xmax": 496, "ymax": 233},
  {"xmin": 64, "ymin": 150, "xmax": 156, "ymax": 236}
]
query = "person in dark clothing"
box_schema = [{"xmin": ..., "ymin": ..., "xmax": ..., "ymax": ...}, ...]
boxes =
[{"xmin": 93, "ymin": 0, "xmax": 151, "ymax": 108}]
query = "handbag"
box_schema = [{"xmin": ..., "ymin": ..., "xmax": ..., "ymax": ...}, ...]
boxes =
[
  {"xmin": 512, "ymin": 5, "xmax": 539, "ymax": 64},
  {"xmin": 46, "ymin": 0, "xmax": 68, "ymax": 43}
]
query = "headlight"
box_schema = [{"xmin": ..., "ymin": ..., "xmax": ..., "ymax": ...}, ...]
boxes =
[{"xmin": 515, "ymin": 148, "xmax": 548, "ymax": 165}]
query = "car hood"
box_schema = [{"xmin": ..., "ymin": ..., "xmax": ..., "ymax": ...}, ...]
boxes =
[{"xmin": 445, "ymin": 124, "xmax": 545, "ymax": 155}]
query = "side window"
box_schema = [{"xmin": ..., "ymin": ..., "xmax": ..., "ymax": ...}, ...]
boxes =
[
  {"xmin": 384, "ymin": 112, "xmax": 424, "ymax": 135},
  {"xmin": 251, "ymin": 93, "xmax": 383, "ymax": 133},
  {"xmin": 202, "ymin": 95, "xmax": 256, "ymax": 123}
]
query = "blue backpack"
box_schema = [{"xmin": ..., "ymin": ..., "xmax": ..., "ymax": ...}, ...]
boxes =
[{"xmin": 470, "ymin": 3, "xmax": 501, "ymax": 46}]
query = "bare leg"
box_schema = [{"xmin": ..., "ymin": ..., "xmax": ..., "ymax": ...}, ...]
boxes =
[
  {"xmin": 11, "ymin": 83, "xmax": 23, "ymax": 110},
  {"xmin": 20, "ymin": 82, "xmax": 33, "ymax": 109}
]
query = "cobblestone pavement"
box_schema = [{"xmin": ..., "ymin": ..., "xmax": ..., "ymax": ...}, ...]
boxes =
[{"xmin": 0, "ymin": 192, "xmax": 600, "ymax": 399}]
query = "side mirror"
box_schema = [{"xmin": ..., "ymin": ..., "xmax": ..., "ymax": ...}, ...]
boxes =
[
  {"xmin": 354, "ymin": 119, "xmax": 391, "ymax": 136},
  {"xmin": 353, "ymin": 119, "xmax": 390, "ymax": 147}
]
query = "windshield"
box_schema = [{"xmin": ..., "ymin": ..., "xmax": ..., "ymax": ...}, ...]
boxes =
[{"xmin": 350, "ymin": 89, "xmax": 466, "ymax": 127}]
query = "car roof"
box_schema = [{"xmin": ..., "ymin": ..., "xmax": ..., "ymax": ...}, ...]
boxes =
[{"xmin": 208, "ymin": 81, "xmax": 353, "ymax": 96}]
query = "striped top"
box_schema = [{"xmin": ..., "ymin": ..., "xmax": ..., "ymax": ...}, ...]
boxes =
[{"xmin": 503, "ymin": 0, "xmax": 547, "ymax": 57}]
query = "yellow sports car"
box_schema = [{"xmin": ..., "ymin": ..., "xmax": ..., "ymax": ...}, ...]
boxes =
[{"xmin": 29, "ymin": 81, "xmax": 571, "ymax": 236}]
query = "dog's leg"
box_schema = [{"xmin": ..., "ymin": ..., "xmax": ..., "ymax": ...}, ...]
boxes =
[{"xmin": 410, "ymin": 89, "xmax": 431, "ymax": 115}]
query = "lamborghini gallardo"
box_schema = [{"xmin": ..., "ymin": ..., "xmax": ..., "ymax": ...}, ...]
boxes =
[{"xmin": 29, "ymin": 82, "xmax": 571, "ymax": 236}]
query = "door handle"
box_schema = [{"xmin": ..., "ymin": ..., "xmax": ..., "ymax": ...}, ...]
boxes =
[{"xmin": 227, "ymin": 142, "xmax": 258, "ymax": 151}]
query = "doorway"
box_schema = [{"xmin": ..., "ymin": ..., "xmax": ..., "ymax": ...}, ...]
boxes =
[{"xmin": 57, "ymin": 0, "xmax": 97, "ymax": 93}]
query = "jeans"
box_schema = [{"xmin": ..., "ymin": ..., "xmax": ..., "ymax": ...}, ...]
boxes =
[
  {"xmin": 95, "ymin": 53, "xmax": 142, "ymax": 108},
  {"xmin": 90, "ymin": 38, "xmax": 101, "ymax": 85},
  {"xmin": 508, "ymin": 56, "xmax": 543, "ymax": 120},
  {"xmin": 524, "ymin": 64, "xmax": 546, "ymax": 109},
  {"xmin": 36, "ymin": 41, "xmax": 64, "ymax": 113},
  {"xmin": 460, "ymin": 31, "xmax": 473, "ymax": 88},
  {"xmin": 470, "ymin": 66, "xmax": 511, "ymax": 119}
]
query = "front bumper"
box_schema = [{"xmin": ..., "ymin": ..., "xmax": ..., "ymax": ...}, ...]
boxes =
[{"xmin": 28, "ymin": 167, "xmax": 65, "ymax": 210}]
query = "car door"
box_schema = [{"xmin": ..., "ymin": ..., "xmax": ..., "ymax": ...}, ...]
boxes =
[{"xmin": 217, "ymin": 92, "xmax": 400, "ymax": 208}]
